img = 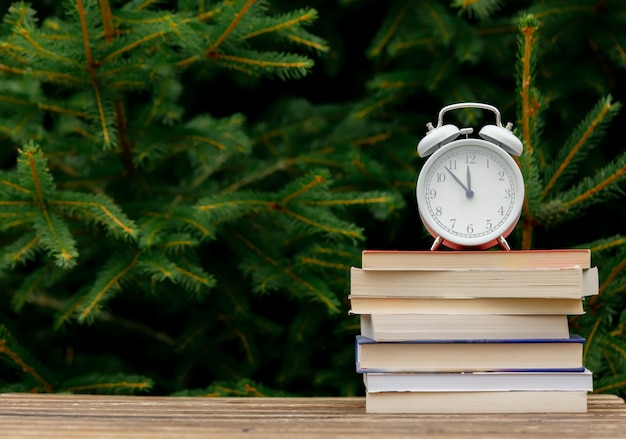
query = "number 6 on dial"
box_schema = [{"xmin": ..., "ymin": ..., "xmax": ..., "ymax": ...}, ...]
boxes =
[{"xmin": 415, "ymin": 103, "xmax": 525, "ymax": 251}]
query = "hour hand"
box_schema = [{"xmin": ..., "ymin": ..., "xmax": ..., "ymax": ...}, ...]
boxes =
[
  {"xmin": 444, "ymin": 166, "xmax": 469, "ymax": 193},
  {"xmin": 465, "ymin": 166, "xmax": 474, "ymax": 199}
]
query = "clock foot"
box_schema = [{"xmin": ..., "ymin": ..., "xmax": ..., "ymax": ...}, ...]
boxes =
[
  {"xmin": 430, "ymin": 236, "xmax": 443, "ymax": 251},
  {"xmin": 497, "ymin": 236, "xmax": 511, "ymax": 251}
]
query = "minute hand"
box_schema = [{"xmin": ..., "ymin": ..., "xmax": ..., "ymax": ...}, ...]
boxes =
[{"xmin": 444, "ymin": 166, "xmax": 469, "ymax": 192}]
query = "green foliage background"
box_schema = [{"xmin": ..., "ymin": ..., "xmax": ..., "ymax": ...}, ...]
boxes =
[{"xmin": 2, "ymin": 0, "xmax": 626, "ymax": 398}]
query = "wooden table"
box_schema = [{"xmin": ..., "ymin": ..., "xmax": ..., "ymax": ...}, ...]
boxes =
[{"xmin": 1, "ymin": 393, "xmax": 625, "ymax": 438}]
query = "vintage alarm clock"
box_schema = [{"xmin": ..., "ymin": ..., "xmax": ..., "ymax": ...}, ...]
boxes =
[{"xmin": 415, "ymin": 102, "xmax": 524, "ymax": 251}]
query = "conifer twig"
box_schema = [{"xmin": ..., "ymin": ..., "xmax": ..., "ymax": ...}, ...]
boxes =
[
  {"xmin": 0, "ymin": 326, "xmax": 53, "ymax": 392},
  {"xmin": 543, "ymin": 100, "xmax": 614, "ymax": 197},
  {"xmin": 519, "ymin": 20, "xmax": 539, "ymax": 155},
  {"xmin": 98, "ymin": 0, "xmax": 115, "ymax": 42},
  {"xmin": 77, "ymin": 0, "xmax": 111, "ymax": 146}
]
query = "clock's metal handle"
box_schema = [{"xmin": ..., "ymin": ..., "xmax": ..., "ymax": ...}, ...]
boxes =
[{"xmin": 434, "ymin": 102, "xmax": 503, "ymax": 129}]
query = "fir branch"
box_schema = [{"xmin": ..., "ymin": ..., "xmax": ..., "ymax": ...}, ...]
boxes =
[
  {"xmin": 0, "ymin": 63, "xmax": 84, "ymax": 84},
  {"xmin": 60, "ymin": 373, "xmax": 154, "ymax": 394},
  {"xmin": 231, "ymin": 229, "xmax": 342, "ymax": 312},
  {"xmin": 531, "ymin": 4, "xmax": 596, "ymax": 19},
  {"xmin": 602, "ymin": 337, "xmax": 626, "ymax": 365},
  {"xmin": 141, "ymin": 209, "xmax": 215, "ymax": 242},
  {"xmin": 598, "ymin": 255, "xmax": 626, "ymax": 298},
  {"xmin": 32, "ymin": 212, "xmax": 78, "ymax": 268},
  {"xmin": 196, "ymin": 193, "xmax": 272, "ymax": 223},
  {"xmin": 0, "ymin": 211, "xmax": 35, "ymax": 231},
  {"xmin": 54, "ymin": 290, "xmax": 86, "ymax": 330},
  {"xmin": 583, "ymin": 317, "xmax": 603, "ymax": 365},
  {"xmin": 16, "ymin": 143, "xmax": 79, "ymax": 267},
  {"xmin": 113, "ymin": 100, "xmax": 135, "ymax": 175},
  {"xmin": 11, "ymin": 264, "xmax": 50, "ymax": 312},
  {"xmin": 280, "ymin": 173, "xmax": 326, "ymax": 204},
  {"xmin": 542, "ymin": 96, "xmax": 620, "ymax": 197},
  {"xmin": 76, "ymin": 0, "xmax": 113, "ymax": 147},
  {"xmin": 50, "ymin": 191, "xmax": 138, "ymax": 240},
  {"xmin": 1, "ymin": 232, "xmax": 39, "ymax": 270},
  {"xmin": 299, "ymin": 257, "xmax": 351, "ymax": 271},
  {"xmin": 98, "ymin": 0, "xmax": 116, "ymax": 42},
  {"xmin": 517, "ymin": 14, "xmax": 540, "ymax": 155},
  {"xmin": 279, "ymin": 206, "xmax": 363, "ymax": 241},
  {"xmin": 561, "ymin": 159, "xmax": 626, "ymax": 212},
  {"xmin": 368, "ymin": 1, "xmax": 412, "ymax": 59},
  {"xmin": 241, "ymin": 8, "xmax": 319, "ymax": 41},
  {"xmin": 589, "ymin": 235, "xmax": 626, "ymax": 254},
  {"xmin": 173, "ymin": 379, "xmax": 289, "ymax": 397},
  {"xmin": 206, "ymin": 0, "xmax": 256, "ymax": 56},
  {"xmin": 0, "ymin": 325, "xmax": 54, "ymax": 392},
  {"xmin": 13, "ymin": 22, "xmax": 80, "ymax": 69},
  {"xmin": 17, "ymin": 142, "xmax": 55, "ymax": 202},
  {"xmin": 452, "ymin": 0, "xmax": 501, "ymax": 20},
  {"xmin": 269, "ymin": 263, "xmax": 340, "ymax": 312},
  {"xmin": 593, "ymin": 374, "xmax": 626, "ymax": 394},
  {"xmin": 286, "ymin": 30, "xmax": 329, "ymax": 53},
  {"xmin": 173, "ymin": 264, "xmax": 216, "ymax": 295},
  {"xmin": 212, "ymin": 50, "xmax": 314, "ymax": 80},
  {"xmin": 0, "ymin": 172, "xmax": 30, "ymax": 196},
  {"xmin": 75, "ymin": 250, "xmax": 141, "ymax": 323},
  {"xmin": 0, "ymin": 94, "xmax": 89, "ymax": 119},
  {"xmin": 98, "ymin": 30, "xmax": 167, "ymax": 65}
]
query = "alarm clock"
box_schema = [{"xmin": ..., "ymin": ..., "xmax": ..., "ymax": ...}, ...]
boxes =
[{"xmin": 415, "ymin": 102, "xmax": 525, "ymax": 251}]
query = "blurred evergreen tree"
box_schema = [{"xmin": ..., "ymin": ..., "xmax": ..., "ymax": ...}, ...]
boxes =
[{"xmin": 1, "ymin": 0, "xmax": 626, "ymax": 398}]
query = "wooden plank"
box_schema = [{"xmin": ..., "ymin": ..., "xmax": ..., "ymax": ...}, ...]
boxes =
[{"xmin": 0, "ymin": 393, "xmax": 624, "ymax": 438}]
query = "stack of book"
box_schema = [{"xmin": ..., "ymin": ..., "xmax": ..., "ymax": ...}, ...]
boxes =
[{"xmin": 349, "ymin": 249, "xmax": 598, "ymax": 414}]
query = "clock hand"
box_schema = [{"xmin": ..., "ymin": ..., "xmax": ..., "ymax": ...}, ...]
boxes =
[
  {"xmin": 444, "ymin": 166, "xmax": 469, "ymax": 193},
  {"xmin": 466, "ymin": 166, "xmax": 474, "ymax": 199}
]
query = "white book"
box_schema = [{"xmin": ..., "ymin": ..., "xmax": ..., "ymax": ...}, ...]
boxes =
[
  {"xmin": 349, "ymin": 296, "xmax": 585, "ymax": 315},
  {"xmin": 350, "ymin": 266, "xmax": 599, "ymax": 299},
  {"xmin": 363, "ymin": 368, "xmax": 593, "ymax": 392},
  {"xmin": 360, "ymin": 313, "xmax": 571, "ymax": 341},
  {"xmin": 365, "ymin": 390, "xmax": 588, "ymax": 414},
  {"xmin": 355, "ymin": 335, "xmax": 585, "ymax": 372}
]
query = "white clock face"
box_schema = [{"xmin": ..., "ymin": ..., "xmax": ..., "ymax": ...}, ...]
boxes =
[{"xmin": 416, "ymin": 139, "xmax": 524, "ymax": 249}]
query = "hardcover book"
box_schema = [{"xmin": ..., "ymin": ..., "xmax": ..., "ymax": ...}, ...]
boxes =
[
  {"xmin": 348, "ymin": 296, "xmax": 585, "ymax": 315},
  {"xmin": 361, "ymin": 249, "xmax": 592, "ymax": 270},
  {"xmin": 359, "ymin": 313, "xmax": 571, "ymax": 341},
  {"xmin": 350, "ymin": 266, "xmax": 598, "ymax": 299},
  {"xmin": 355, "ymin": 335, "xmax": 586, "ymax": 372},
  {"xmin": 363, "ymin": 368, "xmax": 593, "ymax": 392},
  {"xmin": 365, "ymin": 390, "xmax": 588, "ymax": 414}
]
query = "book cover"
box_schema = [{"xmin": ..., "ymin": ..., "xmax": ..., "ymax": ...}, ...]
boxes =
[
  {"xmin": 363, "ymin": 368, "xmax": 593, "ymax": 392},
  {"xmin": 355, "ymin": 335, "xmax": 586, "ymax": 372},
  {"xmin": 361, "ymin": 249, "xmax": 592, "ymax": 270},
  {"xmin": 350, "ymin": 266, "xmax": 598, "ymax": 299},
  {"xmin": 359, "ymin": 313, "xmax": 571, "ymax": 341}
]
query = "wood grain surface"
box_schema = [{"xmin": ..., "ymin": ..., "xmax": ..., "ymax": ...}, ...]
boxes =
[{"xmin": 0, "ymin": 393, "xmax": 624, "ymax": 438}]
